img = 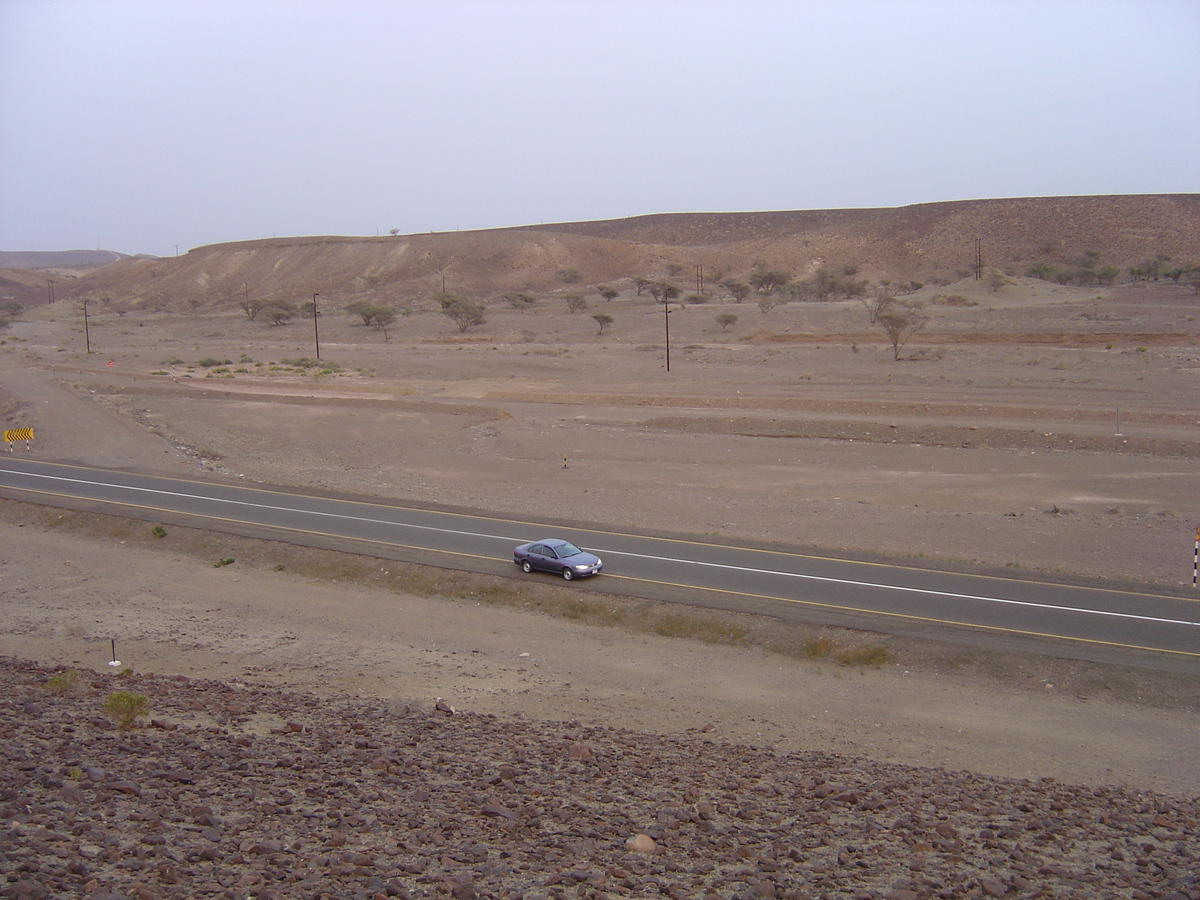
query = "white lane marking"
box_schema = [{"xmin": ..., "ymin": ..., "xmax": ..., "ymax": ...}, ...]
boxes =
[
  {"xmin": 1, "ymin": 468, "xmax": 525, "ymax": 542},
  {"xmin": 592, "ymin": 548, "xmax": 1200, "ymax": 628},
  {"xmin": 6, "ymin": 467, "xmax": 1199, "ymax": 630}
]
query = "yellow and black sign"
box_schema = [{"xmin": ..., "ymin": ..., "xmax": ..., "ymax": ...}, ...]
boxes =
[{"xmin": 4, "ymin": 428, "xmax": 34, "ymax": 443}]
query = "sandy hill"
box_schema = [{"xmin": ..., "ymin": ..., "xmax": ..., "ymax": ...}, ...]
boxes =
[{"xmin": 7, "ymin": 194, "xmax": 1199, "ymax": 311}]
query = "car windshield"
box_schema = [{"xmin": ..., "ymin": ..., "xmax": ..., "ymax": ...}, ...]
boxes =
[{"xmin": 555, "ymin": 542, "xmax": 583, "ymax": 557}]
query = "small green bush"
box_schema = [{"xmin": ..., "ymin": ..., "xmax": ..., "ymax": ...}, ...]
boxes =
[
  {"xmin": 45, "ymin": 669, "xmax": 82, "ymax": 695},
  {"xmin": 102, "ymin": 690, "xmax": 150, "ymax": 728},
  {"xmin": 197, "ymin": 357, "xmax": 232, "ymax": 367},
  {"xmin": 151, "ymin": 524, "xmax": 166, "ymax": 538},
  {"xmin": 834, "ymin": 645, "xmax": 892, "ymax": 667}
]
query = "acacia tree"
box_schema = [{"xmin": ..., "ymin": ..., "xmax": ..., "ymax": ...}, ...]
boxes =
[
  {"xmin": 564, "ymin": 293, "xmax": 588, "ymax": 313},
  {"xmin": 749, "ymin": 269, "xmax": 792, "ymax": 294},
  {"xmin": 860, "ymin": 293, "xmax": 896, "ymax": 324},
  {"xmin": 239, "ymin": 298, "xmax": 265, "ymax": 320},
  {"xmin": 504, "ymin": 292, "xmax": 536, "ymax": 312},
  {"xmin": 346, "ymin": 300, "xmax": 395, "ymax": 327},
  {"xmin": 591, "ymin": 312, "xmax": 613, "ymax": 335},
  {"xmin": 722, "ymin": 280, "xmax": 750, "ymax": 303},
  {"xmin": 716, "ymin": 312, "xmax": 738, "ymax": 331},
  {"xmin": 438, "ymin": 294, "xmax": 485, "ymax": 332},
  {"xmin": 263, "ymin": 300, "xmax": 298, "ymax": 325},
  {"xmin": 371, "ymin": 307, "xmax": 396, "ymax": 341},
  {"xmin": 877, "ymin": 302, "xmax": 927, "ymax": 360},
  {"xmin": 596, "ymin": 285, "xmax": 618, "ymax": 302},
  {"xmin": 810, "ymin": 268, "xmax": 868, "ymax": 301}
]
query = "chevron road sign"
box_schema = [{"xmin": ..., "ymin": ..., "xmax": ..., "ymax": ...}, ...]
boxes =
[{"xmin": 4, "ymin": 428, "xmax": 33, "ymax": 450}]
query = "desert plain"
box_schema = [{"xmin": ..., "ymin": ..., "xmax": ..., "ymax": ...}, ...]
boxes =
[{"xmin": 2, "ymin": 244, "xmax": 1200, "ymax": 805}]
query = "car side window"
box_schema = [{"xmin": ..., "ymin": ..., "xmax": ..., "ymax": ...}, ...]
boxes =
[
  {"xmin": 531, "ymin": 544, "xmax": 546, "ymax": 556},
  {"xmin": 545, "ymin": 546, "xmax": 558, "ymax": 558}
]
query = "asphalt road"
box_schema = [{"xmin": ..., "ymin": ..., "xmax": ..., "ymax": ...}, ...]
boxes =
[{"xmin": 3, "ymin": 458, "xmax": 1199, "ymax": 672}]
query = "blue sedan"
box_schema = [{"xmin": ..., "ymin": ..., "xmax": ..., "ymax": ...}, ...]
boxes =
[{"xmin": 513, "ymin": 539, "xmax": 603, "ymax": 580}]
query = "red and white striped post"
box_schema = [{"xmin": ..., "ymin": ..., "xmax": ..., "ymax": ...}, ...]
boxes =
[{"xmin": 1195, "ymin": 526, "xmax": 1200, "ymax": 587}]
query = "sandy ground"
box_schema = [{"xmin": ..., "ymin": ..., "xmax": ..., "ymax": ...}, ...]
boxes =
[{"xmin": 1, "ymin": 280, "xmax": 1199, "ymax": 797}]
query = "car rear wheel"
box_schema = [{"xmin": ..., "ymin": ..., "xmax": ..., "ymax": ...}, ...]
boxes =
[
  {"xmin": 522, "ymin": 560, "xmax": 533, "ymax": 573},
  {"xmin": 561, "ymin": 568, "xmax": 574, "ymax": 581}
]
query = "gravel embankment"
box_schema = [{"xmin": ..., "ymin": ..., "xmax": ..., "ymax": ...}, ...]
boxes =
[{"xmin": 3, "ymin": 658, "xmax": 1198, "ymax": 900}]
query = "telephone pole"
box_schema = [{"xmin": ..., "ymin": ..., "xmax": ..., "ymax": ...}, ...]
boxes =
[
  {"xmin": 312, "ymin": 293, "xmax": 320, "ymax": 360},
  {"xmin": 664, "ymin": 302, "xmax": 672, "ymax": 373}
]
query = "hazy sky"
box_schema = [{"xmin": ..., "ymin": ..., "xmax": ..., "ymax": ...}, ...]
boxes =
[{"xmin": 2, "ymin": 0, "xmax": 1198, "ymax": 257}]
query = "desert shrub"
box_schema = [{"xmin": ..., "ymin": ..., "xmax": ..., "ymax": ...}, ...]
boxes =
[
  {"xmin": 262, "ymin": 300, "xmax": 299, "ymax": 325},
  {"xmin": 102, "ymin": 690, "xmax": 150, "ymax": 728},
  {"xmin": 151, "ymin": 524, "xmax": 166, "ymax": 538},
  {"xmin": 197, "ymin": 357, "xmax": 231, "ymax": 367},
  {"xmin": 834, "ymin": 645, "xmax": 892, "ymax": 667},
  {"xmin": 930, "ymin": 294, "xmax": 977, "ymax": 307},
  {"xmin": 650, "ymin": 612, "xmax": 748, "ymax": 645},
  {"xmin": 803, "ymin": 636, "xmax": 836, "ymax": 658},
  {"xmin": 796, "ymin": 636, "xmax": 890, "ymax": 667},
  {"xmin": 279, "ymin": 357, "xmax": 319, "ymax": 368},
  {"xmin": 438, "ymin": 294, "xmax": 486, "ymax": 332},
  {"xmin": 504, "ymin": 292, "xmax": 536, "ymax": 311},
  {"xmin": 44, "ymin": 669, "xmax": 82, "ymax": 696}
]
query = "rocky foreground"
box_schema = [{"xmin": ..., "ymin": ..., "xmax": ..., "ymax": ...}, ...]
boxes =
[{"xmin": 2, "ymin": 659, "xmax": 1198, "ymax": 900}]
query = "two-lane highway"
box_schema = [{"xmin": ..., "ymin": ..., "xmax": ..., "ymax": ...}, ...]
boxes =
[{"xmin": 3, "ymin": 458, "xmax": 1198, "ymax": 669}]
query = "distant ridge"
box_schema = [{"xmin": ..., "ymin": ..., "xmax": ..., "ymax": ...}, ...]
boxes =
[
  {"xmin": 0, "ymin": 249, "xmax": 131, "ymax": 270},
  {"xmin": 12, "ymin": 195, "xmax": 1200, "ymax": 308}
]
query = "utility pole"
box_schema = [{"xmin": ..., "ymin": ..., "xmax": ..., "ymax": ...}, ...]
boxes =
[
  {"xmin": 974, "ymin": 239, "xmax": 983, "ymax": 280},
  {"xmin": 82, "ymin": 299, "xmax": 91, "ymax": 354},
  {"xmin": 312, "ymin": 293, "xmax": 320, "ymax": 360},
  {"xmin": 664, "ymin": 302, "xmax": 672, "ymax": 373},
  {"xmin": 47, "ymin": 279, "xmax": 55, "ymax": 305}
]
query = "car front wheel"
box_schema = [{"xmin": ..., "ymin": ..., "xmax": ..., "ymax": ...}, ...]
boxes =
[
  {"xmin": 522, "ymin": 560, "xmax": 533, "ymax": 573},
  {"xmin": 561, "ymin": 568, "xmax": 574, "ymax": 581}
]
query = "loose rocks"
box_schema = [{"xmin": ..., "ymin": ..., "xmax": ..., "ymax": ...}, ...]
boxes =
[{"xmin": 2, "ymin": 658, "xmax": 1198, "ymax": 899}]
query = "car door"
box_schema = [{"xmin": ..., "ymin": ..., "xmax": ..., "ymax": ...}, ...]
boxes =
[{"xmin": 528, "ymin": 544, "xmax": 555, "ymax": 572}]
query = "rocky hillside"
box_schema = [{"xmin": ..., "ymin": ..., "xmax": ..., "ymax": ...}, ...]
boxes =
[
  {"xmin": 4, "ymin": 657, "xmax": 1198, "ymax": 900},
  {"xmin": 6, "ymin": 194, "xmax": 1199, "ymax": 312}
]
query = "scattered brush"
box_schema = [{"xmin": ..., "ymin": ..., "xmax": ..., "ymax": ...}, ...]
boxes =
[{"xmin": 102, "ymin": 690, "xmax": 150, "ymax": 729}]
